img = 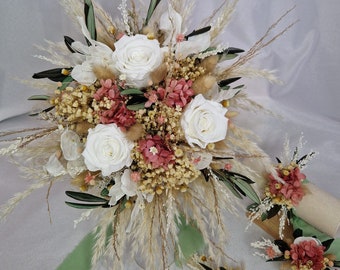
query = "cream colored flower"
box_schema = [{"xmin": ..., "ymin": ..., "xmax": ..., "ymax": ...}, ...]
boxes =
[
  {"xmin": 111, "ymin": 34, "xmax": 164, "ymax": 88},
  {"xmin": 181, "ymin": 94, "xmax": 228, "ymax": 148},
  {"xmin": 70, "ymin": 17, "xmax": 115, "ymax": 85},
  {"xmin": 108, "ymin": 169, "xmax": 137, "ymax": 206},
  {"xmin": 82, "ymin": 124, "xmax": 134, "ymax": 176}
]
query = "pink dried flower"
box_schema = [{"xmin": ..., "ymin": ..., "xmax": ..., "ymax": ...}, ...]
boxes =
[
  {"xmin": 84, "ymin": 172, "xmax": 95, "ymax": 185},
  {"xmin": 268, "ymin": 167, "xmax": 306, "ymax": 206},
  {"xmin": 131, "ymin": 171, "xmax": 141, "ymax": 182},
  {"xmin": 144, "ymin": 78, "xmax": 194, "ymax": 108},
  {"xmin": 265, "ymin": 246, "xmax": 277, "ymax": 260},
  {"xmin": 138, "ymin": 135, "xmax": 174, "ymax": 169},
  {"xmin": 290, "ymin": 238, "xmax": 326, "ymax": 270},
  {"xmin": 94, "ymin": 79, "xmax": 136, "ymax": 129},
  {"xmin": 145, "ymin": 90, "xmax": 158, "ymax": 108},
  {"xmin": 224, "ymin": 163, "xmax": 232, "ymax": 171},
  {"xmin": 176, "ymin": 34, "xmax": 185, "ymax": 43},
  {"xmin": 163, "ymin": 78, "xmax": 194, "ymax": 108}
]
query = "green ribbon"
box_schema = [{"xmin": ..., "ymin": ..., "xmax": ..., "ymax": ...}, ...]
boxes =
[
  {"xmin": 291, "ymin": 213, "xmax": 340, "ymax": 260},
  {"xmin": 56, "ymin": 232, "xmax": 94, "ymax": 270},
  {"xmin": 175, "ymin": 214, "xmax": 205, "ymax": 266}
]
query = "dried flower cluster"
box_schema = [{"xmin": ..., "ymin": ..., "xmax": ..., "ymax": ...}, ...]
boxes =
[
  {"xmin": 266, "ymin": 163, "xmax": 306, "ymax": 209},
  {"xmin": 0, "ymin": 0, "xmax": 304, "ymax": 269}
]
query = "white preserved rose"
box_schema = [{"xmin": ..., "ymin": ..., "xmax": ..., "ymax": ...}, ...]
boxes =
[
  {"xmin": 82, "ymin": 124, "xmax": 134, "ymax": 176},
  {"xmin": 111, "ymin": 34, "xmax": 164, "ymax": 88},
  {"xmin": 181, "ymin": 94, "xmax": 228, "ymax": 148}
]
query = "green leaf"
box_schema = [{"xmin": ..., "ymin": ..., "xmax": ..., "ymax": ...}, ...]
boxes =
[
  {"xmin": 65, "ymin": 201, "xmax": 107, "ymax": 209},
  {"xmin": 185, "ymin": 26, "xmax": 211, "ymax": 39},
  {"xmin": 227, "ymin": 170, "xmax": 255, "ymax": 184},
  {"xmin": 293, "ymin": 228, "xmax": 303, "ymax": 239},
  {"xmin": 217, "ymin": 47, "xmax": 244, "ymax": 62},
  {"xmin": 101, "ymin": 188, "xmax": 109, "ymax": 197},
  {"xmin": 145, "ymin": 0, "xmax": 161, "ymax": 26},
  {"xmin": 28, "ymin": 106, "xmax": 55, "ymax": 116},
  {"xmin": 120, "ymin": 88, "xmax": 144, "ymax": 95},
  {"xmin": 58, "ymin": 76, "xmax": 73, "ymax": 91},
  {"xmin": 65, "ymin": 191, "xmax": 108, "ymax": 203},
  {"xmin": 127, "ymin": 103, "xmax": 145, "ymax": 111},
  {"xmin": 273, "ymin": 239, "xmax": 290, "ymax": 252},
  {"xmin": 198, "ymin": 263, "xmax": 213, "ymax": 270},
  {"xmin": 84, "ymin": 0, "xmax": 97, "ymax": 40},
  {"xmin": 334, "ymin": 261, "xmax": 340, "ymax": 267},
  {"xmin": 64, "ymin": 36, "xmax": 76, "ymax": 53},
  {"xmin": 219, "ymin": 54, "xmax": 238, "ymax": 61},
  {"xmin": 233, "ymin": 84, "xmax": 245, "ymax": 90},
  {"xmin": 218, "ymin": 77, "xmax": 241, "ymax": 88},
  {"xmin": 322, "ymin": 239, "xmax": 334, "ymax": 251},
  {"xmin": 247, "ymin": 202, "xmax": 259, "ymax": 212},
  {"xmin": 213, "ymin": 170, "xmax": 243, "ymax": 199},
  {"xmin": 233, "ymin": 178, "xmax": 261, "ymax": 204},
  {"xmin": 265, "ymin": 204, "xmax": 281, "ymax": 220},
  {"xmin": 27, "ymin": 95, "xmax": 50, "ymax": 100},
  {"xmin": 32, "ymin": 68, "xmax": 72, "ymax": 82}
]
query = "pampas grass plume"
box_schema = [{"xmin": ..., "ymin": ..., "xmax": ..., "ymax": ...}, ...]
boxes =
[
  {"xmin": 75, "ymin": 121, "xmax": 95, "ymax": 136},
  {"xmin": 200, "ymin": 55, "xmax": 219, "ymax": 73},
  {"xmin": 192, "ymin": 75, "xmax": 216, "ymax": 95},
  {"xmin": 125, "ymin": 123, "xmax": 145, "ymax": 141},
  {"xmin": 150, "ymin": 63, "xmax": 168, "ymax": 85},
  {"xmin": 92, "ymin": 65, "xmax": 116, "ymax": 81}
]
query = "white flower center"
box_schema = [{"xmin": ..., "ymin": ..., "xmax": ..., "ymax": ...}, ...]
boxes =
[{"xmin": 149, "ymin": 146, "xmax": 158, "ymax": 155}]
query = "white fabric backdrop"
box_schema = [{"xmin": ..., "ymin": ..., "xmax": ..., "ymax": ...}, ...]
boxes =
[{"xmin": 0, "ymin": 0, "xmax": 339, "ymax": 269}]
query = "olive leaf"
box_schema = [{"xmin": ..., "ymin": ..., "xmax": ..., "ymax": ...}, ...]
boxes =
[
  {"xmin": 58, "ymin": 76, "xmax": 73, "ymax": 91},
  {"xmin": 32, "ymin": 68, "xmax": 72, "ymax": 82},
  {"xmin": 322, "ymin": 238, "xmax": 334, "ymax": 251},
  {"xmin": 120, "ymin": 88, "xmax": 144, "ymax": 95},
  {"xmin": 65, "ymin": 202, "xmax": 107, "ymax": 209},
  {"xmin": 65, "ymin": 191, "xmax": 109, "ymax": 203},
  {"xmin": 218, "ymin": 77, "xmax": 241, "ymax": 89},
  {"xmin": 27, "ymin": 95, "xmax": 50, "ymax": 101},
  {"xmin": 29, "ymin": 106, "xmax": 55, "ymax": 117},
  {"xmin": 64, "ymin": 36, "xmax": 76, "ymax": 53},
  {"xmin": 185, "ymin": 26, "xmax": 211, "ymax": 39},
  {"xmin": 84, "ymin": 0, "xmax": 97, "ymax": 41},
  {"xmin": 145, "ymin": 0, "xmax": 161, "ymax": 26},
  {"xmin": 233, "ymin": 178, "xmax": 261, "ymax": 204}
]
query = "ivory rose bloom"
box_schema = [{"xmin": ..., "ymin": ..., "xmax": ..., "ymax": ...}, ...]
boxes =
[
  {"xmin": 82, "ymin": 124, "xmax": 134, "ymax": 176},
  {"xmin": 181, "ymin": 94, "xmax": 228, "ymax": 148},
  {"xmin": 111, "ymin": 34, "xmax": 164, "ymax": 88}
]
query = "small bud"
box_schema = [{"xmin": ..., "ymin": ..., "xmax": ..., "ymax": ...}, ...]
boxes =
[{"xmin": 61, "ymin": 68, "xmax": 70, "ymax": 76}]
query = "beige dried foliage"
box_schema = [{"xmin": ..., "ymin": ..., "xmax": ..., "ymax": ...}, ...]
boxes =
[
  {"xmin": 92, "ymin": 65, "xmax": 116, "ymax": 81},
  {"xmin": 150, "ymin": 63, "xmax": 168, "ymax": 85},
  {"xmin": 200, "ymin": 55, "xmax": 219, "ymax": 73},
  {"xmin": 125, "ymin": 123, "xmax": 145, "ymax": 141},
  {"xmin": 203, "ymin": 0, "xmax": 239, "ymax": 42},
  {"xmin": 192, "ymin": 75, "xmax": 216, "ymax": 95},
  {"xmin": 218, "ymin": 6, "xmax": 297, "ymax": 81}
]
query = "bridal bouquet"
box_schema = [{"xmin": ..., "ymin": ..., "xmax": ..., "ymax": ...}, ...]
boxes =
[{"xmin": 1, "ymin": 0, "xmax": 339, "ymax": 269}]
